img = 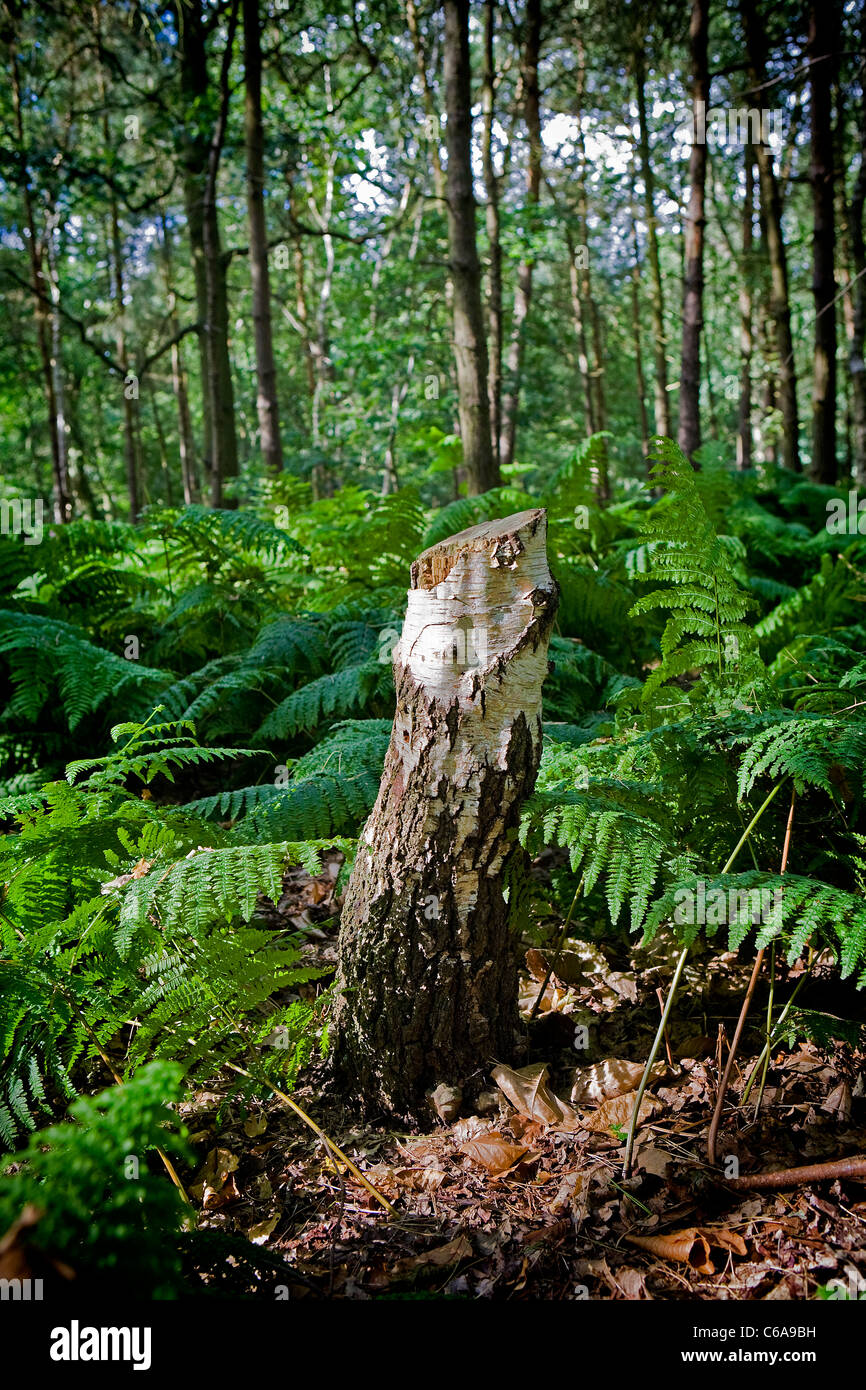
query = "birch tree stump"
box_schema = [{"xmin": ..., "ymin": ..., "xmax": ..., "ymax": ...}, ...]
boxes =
[{"xmin": 332, "ymin": 509, "xmax": 558, "ymax": 1117}]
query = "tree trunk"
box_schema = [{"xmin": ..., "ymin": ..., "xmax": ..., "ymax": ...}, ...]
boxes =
[
  {"xmin": 107, "ymin": 202, "xmax": 140, "ymax": 521},
  {"xmin": 177, "ymin": 0, "xmax": 239, "ymax": 508},
  {"xmin": 481, "ymin": 0, "xmax": 502, "ymax": 472},
  {"xmin": 634, "ymin": 47, "xmax": 671, "ymax": 440},
  {"xmin": 807, "ymin": 1, "xmax": 838, "ymax": 483},
  {"xmin": 44, "ymin": 209, "xmax": 73, "ymax": 523},
  {"xmin": 741, "ymin": 0, "xmax": 800, "ymax": 471},
  {"xmin": 678, "ymin": 0, "xmax": 710, "ymax": 463},
  {"xmin": 629, "ymin": 197, "xmax": 651, "ymax": 459},
  {"xmin": 95, "ymin": 25, "xmax": 140, "ymax": 522},
  {"xmin": 500, "ymin": 0, "xmax": 542, "ymax": 471},
  {"xmin": 332, "ymin": 509, "xmax": 558, "ymax": 1117},
  {"xmin": 244, "ymin": 0, "xmax": 283, "ymax": 475},
  {"xmin": 849, "ymin": 11, "xmax": 866, "ymax": 487},
  {"xmin": 567, "ymin": 229, "xmax": 596, "ymax": 437},
  {"xmin": 443, "ymin": 0, "xmax": 497, "ymax": 495},
  {"xmin": 11, "ymin": 46, "xmax": 72, "ymax": 523},
  {"xmin": 738, "ymin": 148, "xmax": 755, "ymax": 469},
  {"xmin": 572, "ymin": 39, "xmax": 607, "ymax": 478}
]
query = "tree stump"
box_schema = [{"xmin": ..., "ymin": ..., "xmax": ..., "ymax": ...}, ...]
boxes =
[{"xmin": 331, "ymin": 509, "xmax": 558, "ymax": 1118}]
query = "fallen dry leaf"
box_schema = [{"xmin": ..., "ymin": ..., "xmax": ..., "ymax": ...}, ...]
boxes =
[
  {"xmin": 611, "ymin": 1265, "xmax": 652, "ymax": 1300},
  {"xmin": 491, "ymin": 1062, "xmax": 581, "ymax": 1129},
  {"xmin": 626, "ymin": 1228, "xmax": 715, "ymax": 1274},
  {"xmin": 391, "ymin": 1234, "xmax": 472, "ymax": 1274},
  {"xmin": 626, "ymin": 1225, "xmax": 747, "ymax": 1274},
  {"xmin": 548, "ymin": 1170, "xmax": 587, "ymax": 1215},
  {"xmin": 582, "ymin": 1090, "xmax": 662, "ymax": 1134},
  {"xmin": 821, "ymin": 1082, "xmax": 852, "ymax": 1122},
  {"xmin": 571, "ymin": 1059, "xmax": 669, "ymax": 1104},
  {"xmin": 190, "ymin": 1146, "xmax": 240, "ymax": 1204},
  {"xmin": 461, "ymin": 1131, "xmax": 533, "ymax": 1176},
  {"xmin": 697, "ymin": 1227, "xmax": 748, "ymax": 1256},
  {"xmin": 247, "ymin": 1214, "xmax": 280, "ymax": 1244}
]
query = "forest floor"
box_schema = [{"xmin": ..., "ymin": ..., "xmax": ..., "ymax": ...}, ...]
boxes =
[{"xmin": 181, "ymin": 853, "xmax": 866, "ymax": 1301}]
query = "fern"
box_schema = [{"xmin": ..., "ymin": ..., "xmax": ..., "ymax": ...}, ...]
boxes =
[
  {"xmin": 0, "ymin": 718, "xmax": 331, "ymax": 1146},
  {"xmin": 628, "ymin": 439, "xmax": 765, "ymax": 704}
]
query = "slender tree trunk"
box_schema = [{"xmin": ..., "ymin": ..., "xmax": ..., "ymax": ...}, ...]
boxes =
[
  {"xmin": 287, "ymin": 189, "xmax": 318, "ymax": 422},
  {"xmin": 634, "ymin": 47, "xmax": 671, "ymax": 439},
  {"xmin": 678, "ymin": 0, "xmax": 709, "ymax": 463},
  {"xmin": 159, "ymin": 216, "xmax": 198, "ymax": 504},
  {"xmin": 443, "ymin": 0, "xmax": 497, "ymax": 494},
  {"xmin": 44, "ymin": 209, "xmax": 73, "ymax": 523},
  {"xmin": 807, "ymin": 2, "xmax": 838, "ymax": 483},
  {"xmin": 111, "ymin": 204, "xmax": 141, "ymax": 522},
  {"xmin": 630, "ymin": 211, "xmax": 651, "ymax": 459},
  {"xmin": 567, "ymin": 230, "xmax": 596, "ymax": 436},
  {"xmin": 95, "ymin": 24, "xmax": 140, "ymax": 521},
  {"xmin": 500, "ymin": 0, "xmax": 542, "ymax": 471},
  {"xmin": 11, "ymin": 47, "xmax": 71, "ymax": 522},
  {"xmin": 835, "ymin": 86, "xmax": 856, "ymax": 481},
  {"xmin": 148, "ymin": 378, "xmax": 174, "ymax": 507},
  {"xmin": 572, "ymin": 41, "xmax": 607, "ymax": 474},
  {"xmin": 307, "ymin": 119, "xmax": 337, "ymax": 501},
  {"xmin": 849, "ymin": 15, "xmax": 866, "ymax": 486},
  {"xmin": 244, "ymin": 0, "xmax": 282, "ymax": 475},
  {"xmin": 481, "ymin": 0, "xmax": 503, "ymax": 471},
  {"xmin": 703, "ymin": 322, "xmax": 720, "ymax": 439},
  {"xmin": 738, "ymin": 148, "xmax": 755, "ymax": 469},
  {"xmin": 332, "ymin": 509, "xmax": 558, "ymax": 1117},
  {"xmin": 741, "ymin": 0, "xmax": 800, "ymax": 470},
  {"xmin": 177, "ymin": 0, "xmax": 239, "ymax": 507}
]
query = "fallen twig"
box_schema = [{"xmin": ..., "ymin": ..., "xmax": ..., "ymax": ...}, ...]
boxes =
[{"xmin": 724, "ymin": 1156, "xmax": 866, "ymax": 1190}]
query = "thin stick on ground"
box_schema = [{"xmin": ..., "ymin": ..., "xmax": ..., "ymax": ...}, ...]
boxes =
[
  {"xmin": 723, "ymin": 1155, "xmax": 866, "ymax": 1189},
  {"xmin": 707, "ymin": 786, "xmax": 796, "ymax": 1166},
  {"xmin": 225, "ymin": 1062, "xmax": 398, "ymax": 1217}
]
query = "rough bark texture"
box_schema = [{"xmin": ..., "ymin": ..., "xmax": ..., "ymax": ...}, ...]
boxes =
[
  {"xmin": 678, "ymin": 0, "xmax": 709, "ymax": 463},
  {"xmin": 850, "ymin": 21, "xmax": 866, "ymax": 487},
  {"xmin": 500, "ymin": 0, "xmax": 542, "ymax": 472},
  {"xmin": 443, "ymin": 0, "xmax": 498, "ymax": 495},
  {"xmin": 332, "ymin": 509, "xmax": 558, "ymax": 1119},
  {"xmin": 738, "ymin": 148, "xmax": 755, "ymax": 470},
  {"xmin": 741, "ymin": 0, "xmax": 800, "ymax": 471},
  {"xmin": 178, "ymin": 0, "xmax": 239, "ymax": 507},
  {"xmin": 634, "ymin": 46, "xmax": 671, "ymax": 440},
  {"xmin": 244, "ymin": 0, "xmax": 283, "ymax": 475},
  {"xmin": 481, "ymin": 0, "xmax": 503, "ymax": 472},
  {"xmin": 629, "ymin": 195, "xmax": 651, "ymax": 460},
  {"xmin": 808, "ymin": 1, "xmax": 838, "ymax": 483},
  {"xmin": 11, "ymin": 45, "xmax": 72, "ymax": 523}
]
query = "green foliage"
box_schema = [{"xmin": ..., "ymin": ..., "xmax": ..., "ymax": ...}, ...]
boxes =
[
  {"xmin": 0, "ymin": 1062, "xmax": 191, "ymax": 1296},
  {"xmin": 627, "ymin": 439, "xmax": 766, "ymax": 704},
  {"xmin": 0, "ymin": 718, "xmax": 332, "ymax": 1147}
]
